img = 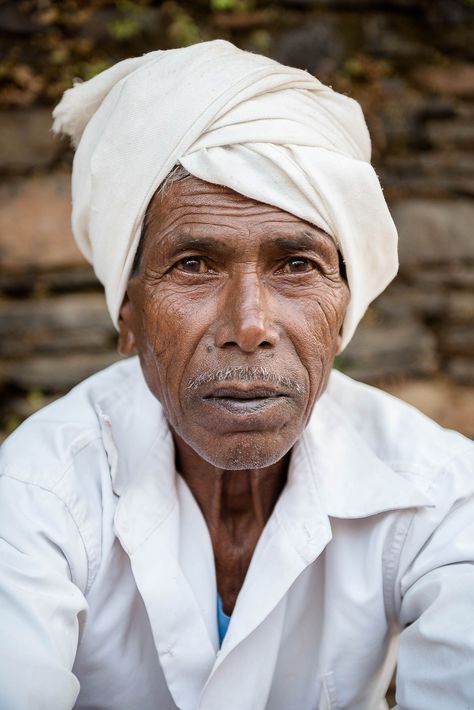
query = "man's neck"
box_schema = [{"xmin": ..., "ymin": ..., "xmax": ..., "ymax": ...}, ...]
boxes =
[{"xmin": 171, "ymin": 430, "xmax": 289, "ymax": 613}]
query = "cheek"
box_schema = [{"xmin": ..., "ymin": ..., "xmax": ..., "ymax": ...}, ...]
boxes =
[
  {"xmin": 307, "ymin": 281, "xmax": 348, "ymax": 345},
  {"xmin": 283, "ymin": 284, "xmax": 348, "ymax": 400},
  {"xmin": 145, "ymin": 282, "xmax": 218, "ymax": 334},
  {"xmin": 136, "ymin": 287, "xmax": 217, "ymax": 419}
]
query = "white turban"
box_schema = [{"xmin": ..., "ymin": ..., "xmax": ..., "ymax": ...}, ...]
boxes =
[{"xmin": 52, "ymin": 39, "xmax": 397, "ymax": 350}]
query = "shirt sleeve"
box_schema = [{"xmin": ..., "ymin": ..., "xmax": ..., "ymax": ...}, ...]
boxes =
[
  {"xmin": 393, "ymin": 445, "xmax": 474, "ymax": 709},
  {"xmin": 0, "ymin": 473, "xmax": 89, "ymax": 710}
]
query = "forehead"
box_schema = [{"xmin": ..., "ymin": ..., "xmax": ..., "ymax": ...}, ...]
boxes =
[{"xmin": 143, "ymin": 175, "xmax": 335, "ymax": 250}]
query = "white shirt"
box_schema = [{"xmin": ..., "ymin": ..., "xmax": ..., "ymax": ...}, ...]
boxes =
[{"xmin": 1, "ymin": 357, "xmax": 473, "ymax": 710}]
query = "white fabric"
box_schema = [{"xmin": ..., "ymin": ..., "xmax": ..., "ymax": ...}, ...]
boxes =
[
  {"xmin": 52, "ymin": 40, "xmax": 398, "ymax": 350},
  {"xmin": 1, "ymin": 357, "xmax": 473, "ymax": 709}
]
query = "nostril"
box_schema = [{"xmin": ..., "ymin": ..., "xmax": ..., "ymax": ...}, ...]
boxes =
[
  {"xmin": 220, "ymin": 340, "xmax": 239, "ymax": 350},
  {"xmin": 219, "ymin": 339, "xmax": 274, "ymax": 351}
]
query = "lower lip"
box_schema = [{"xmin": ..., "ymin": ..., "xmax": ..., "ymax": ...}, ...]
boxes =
[{"xmin": 203, "ymin": 396, "xmax": 286, "ymax": 416}]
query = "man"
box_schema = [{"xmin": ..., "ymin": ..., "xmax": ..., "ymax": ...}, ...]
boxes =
[{"xmin": 0, "ymin": 40, "xmax": 473, "ymax": 710}]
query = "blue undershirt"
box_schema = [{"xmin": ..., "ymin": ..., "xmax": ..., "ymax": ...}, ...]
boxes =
[{"xmin": 217, "ymin": 594, "xmax": 231, "ymax": 645}]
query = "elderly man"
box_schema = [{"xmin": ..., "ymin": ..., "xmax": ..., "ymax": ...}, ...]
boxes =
[{"xmin": 1, "ymin": 41, "xmax": 473, "ymax": 710}]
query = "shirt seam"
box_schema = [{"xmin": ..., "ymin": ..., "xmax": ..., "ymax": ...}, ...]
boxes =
[
  {"xmin": 1, "ymin": 433, "xmax": 105, "ymax": 594},
  {"xmin": 382, "ymin": 509, "xmax": 415, "ymax": 625},
  {"xmin": 385, "ymin": 459, "xmax": 454, "ymax": 623},
  {"xmin": 0, "ymin": 471, "xmax": 91, "ymax": 594}
]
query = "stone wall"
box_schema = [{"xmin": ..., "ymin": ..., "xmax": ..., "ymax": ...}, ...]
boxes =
[{"xmin": 1, "ymin": 0, "xmax": 473, "ymax": 439}]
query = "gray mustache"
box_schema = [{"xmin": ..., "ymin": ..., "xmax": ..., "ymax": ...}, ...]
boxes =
[{"xmin": 186, "ymin": 365, "xmax": 305, "ymax": 395}]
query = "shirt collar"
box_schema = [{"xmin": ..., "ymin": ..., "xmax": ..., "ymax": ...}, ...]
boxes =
[
  {"xmin": 96, "ymin": 358, "xmax": 432, "ymax": 553},
  {"xmin": 301, "ymin": 385, "xmax": 433, "ymax": 518},
  {"xmin": 95, "ymin": 360, "xmax": 177, "ymax": 553}
]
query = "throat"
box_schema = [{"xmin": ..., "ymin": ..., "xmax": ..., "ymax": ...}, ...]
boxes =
[
  {"xmin": 172, "ymin": 431, "xmax": 289, "ymax": 614},
  {"xmin": 209, "ymin": 466, "xmax": 288, "ymax": 615},
  {"xmin": 211, "ymin": 468, "xmax": 282, "ymax": 527}
]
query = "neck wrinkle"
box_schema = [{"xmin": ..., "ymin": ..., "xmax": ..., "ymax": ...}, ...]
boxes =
[{"xmin": 176, "ymin": 447, "xmax": 289, "ymax": 536}]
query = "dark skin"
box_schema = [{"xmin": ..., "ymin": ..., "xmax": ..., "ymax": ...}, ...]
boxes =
[{"xmin": 118, "ymin": 176, "xmax": 349, "ymax": 614}]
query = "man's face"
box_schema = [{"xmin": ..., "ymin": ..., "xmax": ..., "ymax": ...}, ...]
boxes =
[{"xmin": 119, "ymin": 176, "xmax": 349, "ymax": 469}]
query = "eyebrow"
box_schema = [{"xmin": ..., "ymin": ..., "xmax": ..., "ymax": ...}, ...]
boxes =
[
  {"xmin": 162, "ymin": 228, "xmax": 331, "ymax": 260},
  {"xmin": 272, "ymin": 233, "xmax": 325, "ymax": 252},
  {"xmin": 166, "ymin": 235, "xmax": 228, "ymax": 258}
]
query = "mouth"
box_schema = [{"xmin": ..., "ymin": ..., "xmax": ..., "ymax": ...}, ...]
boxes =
[{"xmin": 202, "ymin": 385, "xmax": 289, "ymax": 415}]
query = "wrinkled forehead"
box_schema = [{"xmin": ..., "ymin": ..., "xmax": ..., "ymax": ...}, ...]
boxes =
[{"xmin": 142, "ymin": 174, "xmax": 339, "ymax": 254}]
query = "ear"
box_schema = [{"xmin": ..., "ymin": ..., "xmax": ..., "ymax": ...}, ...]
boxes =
[
  {"xmin": 117, "ymin": 295, "xmax": 137, "ymax": 357},
  {"xmin": 335, "ymin": 324, "xmax": 345, "ymax": 356}
]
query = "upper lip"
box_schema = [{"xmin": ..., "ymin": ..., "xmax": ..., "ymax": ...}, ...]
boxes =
[{"xmin": 202, "ymin": 385, "xmax": 288, "ymax": 400}]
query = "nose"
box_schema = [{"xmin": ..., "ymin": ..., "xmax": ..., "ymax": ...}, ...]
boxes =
[{"xmin": 214, "ymin": 272, "xmax": 280, "ymax": 353}]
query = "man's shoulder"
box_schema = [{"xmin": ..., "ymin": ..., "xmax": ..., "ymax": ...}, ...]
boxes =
[
  {"xmin": 325, "ymin": 369, "xmax": 473, "ymax": 489},
  {"xmin": 0, "ymin": 357, "xmax": 141, "ymax": 490}
]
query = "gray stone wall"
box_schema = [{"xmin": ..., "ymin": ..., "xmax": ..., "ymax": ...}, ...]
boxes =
[{"xmin": 1, "ymin": 0, "xmax": 473, "ymax": 439}]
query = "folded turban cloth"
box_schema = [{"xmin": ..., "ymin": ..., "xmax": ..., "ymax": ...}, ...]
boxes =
[{"xmin": 52, "ymin": 39, "xmax": 398, "ymax": 350}]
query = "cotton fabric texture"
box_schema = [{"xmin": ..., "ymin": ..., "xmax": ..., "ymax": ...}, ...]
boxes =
[
  {"xmin": 52, "ymin": 40, "xmax": 398, "ymax": 350},
  {"xmin": 1, "ymin": 358, "xmax": 474, "ymax": 709}
]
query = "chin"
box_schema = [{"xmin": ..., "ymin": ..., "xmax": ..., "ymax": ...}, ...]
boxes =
[{"xmin": 192, "ymin": 432, "xmax": 294, "ymax": 471}]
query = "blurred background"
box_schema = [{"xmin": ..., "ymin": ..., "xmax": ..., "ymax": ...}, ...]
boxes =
[{"xmin": 0, "ymin": 0, "xmax": 473, "ymax": 442}]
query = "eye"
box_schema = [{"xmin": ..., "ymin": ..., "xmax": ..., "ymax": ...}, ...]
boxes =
[
  {"xmin": 175, "ymin": 256, "xmax": 208, "ymax": 273},
  {"xmin": 280, "ymin": 257, "xmax": 315, "ymax": 274}
]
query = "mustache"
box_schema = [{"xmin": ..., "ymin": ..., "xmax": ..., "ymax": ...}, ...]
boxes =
[{"xmin": 185, "ymin": 365, "xmax": 305, "ymax": 395}]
